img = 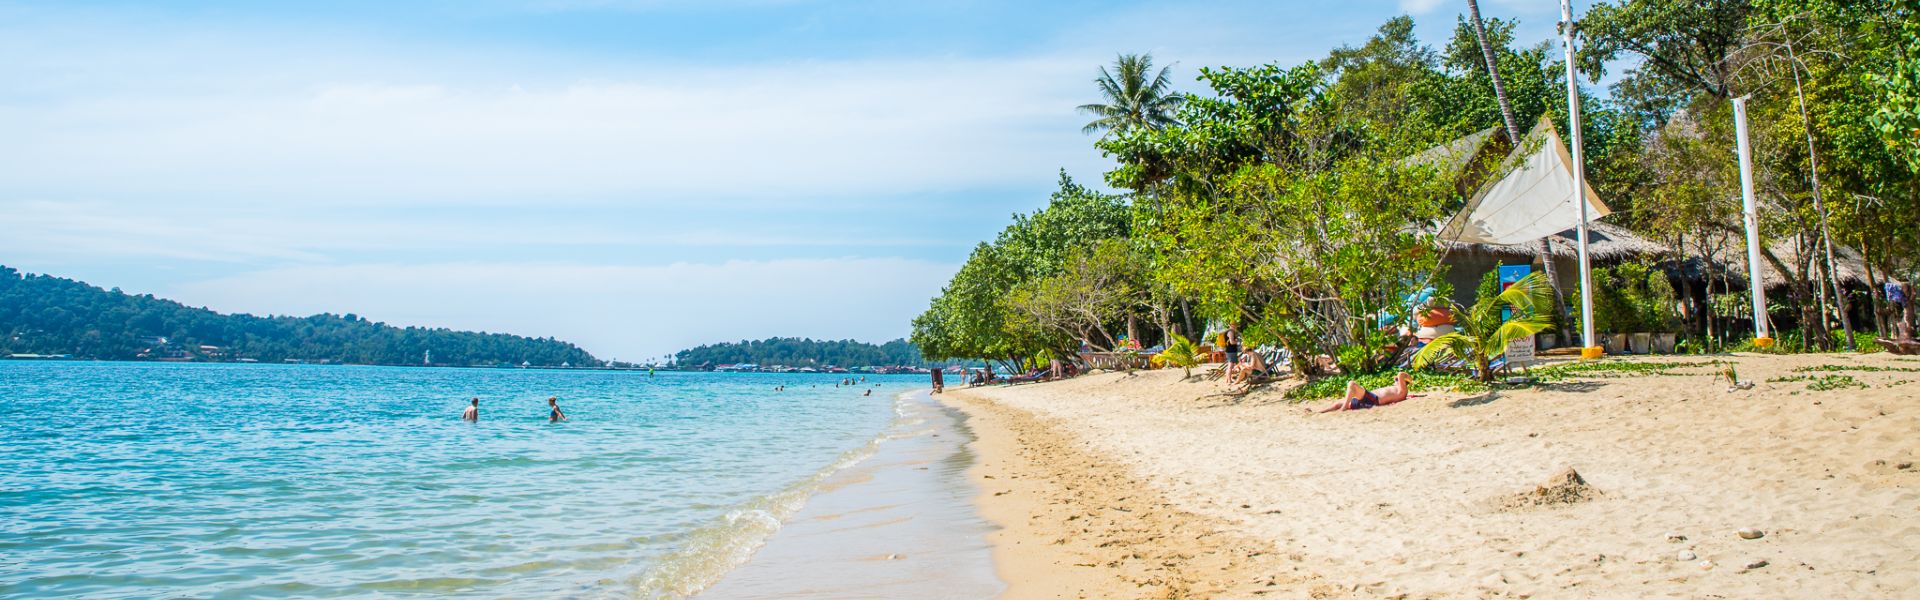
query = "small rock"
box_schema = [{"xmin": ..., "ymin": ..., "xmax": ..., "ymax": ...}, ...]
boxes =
[
  {"xmin": 1479, "ymin": 573, "xmax": 1507, "ymax": 588},
  {"xmin": 1745, "ymin": 559, "xmax": 1769, "ymax": 570},
  {"xmin": 1738, "ymin": 528, "xmax": 1765, "ymax": 540},
  {"xmin": 1666, "ymin": 532, "xmax": 1687, "ymax": 543},
  {"xmin": 1677, "ymin": 550, "xmax": 1698, "ymax": 561},
  {"xmin": 1699, "ymin": 560, "xmax": 1716, "ymax": 571},
  {"xmin": 1899, "ymin": 462, "xmax": 1913, "ymax": 470}
]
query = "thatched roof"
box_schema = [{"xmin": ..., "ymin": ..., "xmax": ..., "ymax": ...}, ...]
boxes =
[
  {"xmin": 1442, "ymin": 220, "xmax": 1668, "ymax": 262},
  {"xmin": 1669, "ymin": 237, "xmax": 1870, "ymax": 289}
]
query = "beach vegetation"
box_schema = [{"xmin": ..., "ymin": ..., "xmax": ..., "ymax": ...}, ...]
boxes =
[
  {"xmin": 916, "ymin": 2, "xmax": 1920, "ymax": 376},
  {"xmin": 1283, "ymin": 371, "xmax": 1488, "ymax": 401},
  {"xmin": 1531, "ymin": 360, "xmax": 1715, "ymax": 381},
  {"xmin": 1414, "ymin": 272, "xmax": 1557, "ymax": 382},
  {"xmin": 1150, "ymin": 333, "xmax": 1204, "ymax": 379},
  {"xmin": 1077, "ymin": 53, "xmax": 1185, "ymax": 138}
]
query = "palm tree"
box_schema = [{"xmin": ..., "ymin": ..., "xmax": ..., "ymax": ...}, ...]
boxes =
[
  {"xmin": 1077, "ymin": 53, "xmax": 1184, "ymax": 137},
  {"xmin": 1467, "ymin": 0, "xmax": 1570, "ymax": 333},
  {"xmin": 1150, "ymin": 333, "xmax": 1204, "ymax": 379},
  {"xmin": 1413, "ymin": 272, "xmax": 1556, "ymax": 383}
]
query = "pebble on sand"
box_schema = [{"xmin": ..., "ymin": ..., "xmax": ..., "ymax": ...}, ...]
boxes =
[
  {"xmin": 1737, "ymin": 528, "xmax": 1765, "ymax": 540},
  {"xmin": 1744, "ymin": 559, "xmax": 1769, "ymax": 570},
  {"xmin": 1665, "ymin": 532, "xmax": 1687, "ymax": 543},
  {"xmin": 1677, "ymin": 550, "xmax": 1698, "ymax": 561}
]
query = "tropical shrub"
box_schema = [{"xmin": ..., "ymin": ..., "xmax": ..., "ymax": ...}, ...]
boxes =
[{"xmin": 1414, "ymin": 272, "xmax": 1556, "ymax": 382}]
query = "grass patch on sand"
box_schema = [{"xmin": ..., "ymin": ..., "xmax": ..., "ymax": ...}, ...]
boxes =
[
  {"xmin": 1530, "ymin": 360, "xmax": 1714, "ymax": 382},
  {"xmin": 1283, "ymin": 372, "xmax": 1489, "ymax": 401},
  {"xmin": 1768, "ymin": 374, "xmax": 1870, "ymax": 391},
  {"xmin": 1793, "ymin": 364, "xmax": 1920, "ymax": 374}
]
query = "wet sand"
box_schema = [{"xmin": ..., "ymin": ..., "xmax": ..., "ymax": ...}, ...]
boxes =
[
  {"xmin": 945, "ymin": 353, "xmax": 1920, "ymax": 598},
  {"xmin": 700, "ymin": 391, "xmax": 1002, "ymax": 599}
]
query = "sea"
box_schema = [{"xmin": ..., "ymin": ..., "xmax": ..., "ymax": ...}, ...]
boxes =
[{"xmin": 0, "ymin": 361, "xmax": 998, "ymax": 599}]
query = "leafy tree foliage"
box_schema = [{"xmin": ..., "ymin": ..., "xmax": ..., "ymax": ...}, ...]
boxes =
[
  {"xmin": 671, "ymin": 337, "xmax": 928, "ymax": 368},
  {"xmin": 0, "ymin": 266, "xmax": 598, "ymax": 366}
]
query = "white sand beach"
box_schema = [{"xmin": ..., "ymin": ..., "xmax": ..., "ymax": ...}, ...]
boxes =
[{"xmin": 943, "ymin": 353, "xmax": 1920, "ymax": 598}]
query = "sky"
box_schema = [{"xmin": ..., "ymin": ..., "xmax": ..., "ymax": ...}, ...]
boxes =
[{"xmin": 0, "ymin": 0, "xmax": 1606, "ymax": 363}]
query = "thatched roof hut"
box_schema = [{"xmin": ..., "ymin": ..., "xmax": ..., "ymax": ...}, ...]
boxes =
[
  {"xmin": 1668, "ymin": 237, "xmax": 1870, "ymax": 290},
  {"xmin": 1441, "ymin": 220, "xmax": 1669, "ymax": 263}
]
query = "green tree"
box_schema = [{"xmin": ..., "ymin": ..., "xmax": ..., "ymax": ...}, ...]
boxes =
[{"xmin": 1077, "ymin": 53, "xmax": 1185, "ymax": 138}]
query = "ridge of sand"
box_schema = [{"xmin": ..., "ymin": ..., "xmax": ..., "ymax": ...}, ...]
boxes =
[{"xmin": 944, "ymin": 353, "xmax": 1920, "ymax": 598}]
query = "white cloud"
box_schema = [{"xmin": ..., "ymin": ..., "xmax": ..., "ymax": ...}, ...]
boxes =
[
  {"xmin": 1399, "ymin": 0, "xmax": 1447, "ymax": 15},
  {"xmin": 0, "ymin": 33, "xmax": 1102, "ymax": 207},
  {"xmin": 164, "ymin": 259, "xmax": 954, "ymax": 361}
]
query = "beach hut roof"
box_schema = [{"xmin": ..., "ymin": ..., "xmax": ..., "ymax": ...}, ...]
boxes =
[
  {"xmin": 1667, "ymin": 237, "xmax": 1870, "ymax": 290},
  {"xmin": 1440, "ymin": 219, "xmax": 1668, "ymax": 262}
]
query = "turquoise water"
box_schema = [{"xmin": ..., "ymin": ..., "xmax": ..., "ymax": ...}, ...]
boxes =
[{"xmin": 0, "ymin": 362, "xmax": 920, "ymax": 598}]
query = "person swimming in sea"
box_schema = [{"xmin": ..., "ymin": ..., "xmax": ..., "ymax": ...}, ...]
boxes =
[
  {"xmin": 462, "ymin": 397, "xmax": 479, "ymax": 422},
  {"xmin": 863, "ymin": 389, "xmax": 871, "ymax": 397},
  {"xmin": 548, "ymin": 396, "xmax": 567, "ymax": 422}
]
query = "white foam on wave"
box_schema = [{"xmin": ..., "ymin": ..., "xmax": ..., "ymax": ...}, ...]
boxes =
[{"xmin": 618, "ymin": 389, "xmax": 930, "ymax": 599}]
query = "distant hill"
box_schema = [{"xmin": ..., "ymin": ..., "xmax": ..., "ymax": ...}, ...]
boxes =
[
  {"xmin": 0, "ymin": 265, "xmax": 599, "ymax": 367},
  {"xmin": 673, "ymin": 337, "xmax": 929, "ymax": 369}
]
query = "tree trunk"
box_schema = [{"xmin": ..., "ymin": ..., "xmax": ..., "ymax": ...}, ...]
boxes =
[
  {"xmin": 1469, "ymin": 0, "xmax": 1569, "ymax": 328},
  {"xmin": 1467, "ymin": 0, "xmax": 1523, "ymax": 145},
  {"xmin": 1786, "ymin": 40, "xmax": 1854, "ymax": 348}
]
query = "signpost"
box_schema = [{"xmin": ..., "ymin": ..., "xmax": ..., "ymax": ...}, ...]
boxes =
[{"xmin": 1506, "ymin": 335, "xmax": 1537, "ymax": 370}]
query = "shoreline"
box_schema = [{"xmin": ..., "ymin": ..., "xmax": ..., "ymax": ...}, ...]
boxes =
[
  {"xmin": 696, "ymin": 390, "xmax": 1002, "ymax": 599},
  {"xmin": 938, "ymin": 388, "xmax": 1309, "ymax": 598},
  {"xmin": 943, "ymin": 353, "xmax": 1920, "ymax": 597}
]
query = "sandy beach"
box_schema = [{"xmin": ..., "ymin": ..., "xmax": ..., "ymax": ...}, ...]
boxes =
[{"xmin": 942, "ymin": 353, "xmax": 1920, "ymax": 598}]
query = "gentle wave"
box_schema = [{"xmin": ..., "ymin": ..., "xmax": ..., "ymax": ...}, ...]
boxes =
[{"xmin": 621, "ymin": 391, "xmax": 918, "ymax": 599}]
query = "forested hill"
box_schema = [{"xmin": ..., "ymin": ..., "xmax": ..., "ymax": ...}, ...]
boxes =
[
  {"xmin": 0, "ymin": 266, "xmax": 600, "ymax": 367},
  {"xmin": 673, "ymin": 338, "xmax": 926, "ymax": 368}
]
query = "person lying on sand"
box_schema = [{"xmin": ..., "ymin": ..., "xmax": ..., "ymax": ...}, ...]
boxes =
[{"xmin": 1311, "ymin": 372, "xmax": 1413, "ymax": 413}]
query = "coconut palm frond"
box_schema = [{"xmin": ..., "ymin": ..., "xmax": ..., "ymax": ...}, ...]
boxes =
[
  {"xmin": 1079, "ymin": 53, "xmax": 1182, "ymax": 136},
  {"xmin": 1413, "ymin": 331, "xmax": 1474, "ymax": 370},
  {"xmin": 1490, "ymin": 315, "xmax": 1555, "ymax": 358}
]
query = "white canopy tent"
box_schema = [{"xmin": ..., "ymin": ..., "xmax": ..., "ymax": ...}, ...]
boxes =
[{"xmin": 1438, "ymin": 116, "xmax": 1612, "ymax": 246}]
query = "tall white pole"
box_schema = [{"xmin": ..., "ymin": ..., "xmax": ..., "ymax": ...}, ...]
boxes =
[
  {"xmin": 1560, "ymin": 0, "xmax": 1598, "ymax": 355},
  {"xmin": 1732, "ymin": 96, "xmax": 1771, "ymax": 342}
]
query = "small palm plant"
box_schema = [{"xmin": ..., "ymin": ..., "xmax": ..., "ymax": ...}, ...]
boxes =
[
  {"xmin": 1413, "ymin": 272, "xmax": 1556, "ymax": 382},
  {"xmin": 1151, "ymin": 333, "xmax": 1204, "ymax": 379}
]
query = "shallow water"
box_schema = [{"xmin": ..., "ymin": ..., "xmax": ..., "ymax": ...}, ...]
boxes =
[
  {"xmin": 700, "ymin": 391, "xmax": 1001, "ymax": 599},
  {"xmin": 0, "ymin": 362, "xmax": 919, "ymax": 598}
]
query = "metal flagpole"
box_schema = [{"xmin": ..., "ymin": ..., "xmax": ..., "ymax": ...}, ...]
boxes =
[
  {"xmin": 1732, "ymin": 96, "xmax": 1774, "ymax": 346},
  {"xmin": 1560, "ymin": 0, "xmax": 1600, "ymax": 358}
]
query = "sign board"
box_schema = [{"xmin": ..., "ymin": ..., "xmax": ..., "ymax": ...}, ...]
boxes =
[
  {"xmin": 1498, "ymin": 264, "xmax": 1532, "ymax": 290},
  {"xmin": 1505, "ymin": 336, "xmax": 1537, "ymax": 367}
]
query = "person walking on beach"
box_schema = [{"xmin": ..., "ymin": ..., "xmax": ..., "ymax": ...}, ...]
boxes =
[
  {"xmin": 462, "ymin": 398, "xmax": 479, "ymax": 422},
  {"xmin": 548, "ymin": 396, "xmax": 567, "ymax": 423}
]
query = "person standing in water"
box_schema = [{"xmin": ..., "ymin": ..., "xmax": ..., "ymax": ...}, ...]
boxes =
[
  {"xmin": 547, "ymin": 397, "xmax": 567, "ymax": 422},
  {"xmin": 462, "ymin": 398, "xmax": 479, "ymax": 422}
]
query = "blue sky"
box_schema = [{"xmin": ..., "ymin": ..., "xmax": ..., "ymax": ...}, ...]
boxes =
[{"xmin": 0, "ymin": 0, "xmax": 1604, "ymax": 362}]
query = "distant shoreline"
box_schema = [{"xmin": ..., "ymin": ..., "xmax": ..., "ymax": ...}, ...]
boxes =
[{"xmin": 0, "ymin": 357, "xmax": 941, "ymax": 374}]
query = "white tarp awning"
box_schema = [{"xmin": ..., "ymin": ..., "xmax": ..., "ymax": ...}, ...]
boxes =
[{"xmin": 1438, "ymin": 116, "xmax": 1611, "ymax": 245}]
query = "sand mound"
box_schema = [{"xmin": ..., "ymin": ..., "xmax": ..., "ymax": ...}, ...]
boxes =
[{"xmin": 1498, "ymin": 467, "xmax": 1599, "ymax": 510}]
